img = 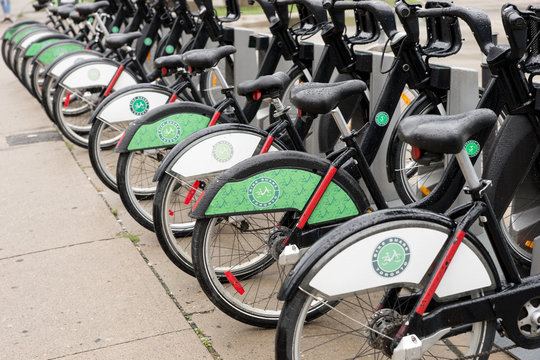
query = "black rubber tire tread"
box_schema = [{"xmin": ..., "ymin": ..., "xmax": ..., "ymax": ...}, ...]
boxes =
[
  {"xmin": 116, "ymin": 151, "xmax": 162, "ymax": 231},
  {"xmin": 88, "ymin": 119, "xmax": 124, "ymax": 193}
]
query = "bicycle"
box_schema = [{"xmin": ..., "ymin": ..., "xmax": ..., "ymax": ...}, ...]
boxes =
[{"xmin": 274, "ymin": 106, "xmax": 538, "ymax": 359}]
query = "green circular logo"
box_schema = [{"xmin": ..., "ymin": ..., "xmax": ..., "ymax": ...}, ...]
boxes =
[
  {"xmin": 464, "ymin": 140, "xmax": 480, "ymax": 157},
  {"xmin": 165, "ymin": 45, "xmax": 174, "ymax": 54},
  {"xmin": 247, "ymin": 177, "xmax": 280, "ymax": 208},
  {"xmin": 212, "ymin": 140, "xmax": 233, "ymax": 162},
  {"xmin": 88, "ymin": 17, "xmax": 94, "ymax": 24},
  {"xmin": 375, "ymin": 112, "xmax": 390, "ymax": 127},
  {"xmin": 112, "ymin": 26, "xmax": 119, "ymax": 33},
  {"xmin": 129, "ymin": 96, "xmax": 149, "ymax": 116},
  {"xmin": 157, "ymin": 120, "xmax": 181, "ymax": 144},
  {"xmin": 87, "ymin": 68, "xmax": 100, "ymax": 81},
  {"xmin": 372, "ymin": 237, "xmax": 410, "ymax": 277},
  {"xmin": 144, "ymin": 37, "xmax": 152, "ymax": 46}
]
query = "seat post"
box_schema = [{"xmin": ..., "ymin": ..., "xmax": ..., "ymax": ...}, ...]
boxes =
[
  {"xmin": 270, "ymin": 98, "xmax": 285, "ymax": 113},
  {"xmin": 207, "ymin": 65, "xmax": 230, "ymax": 89},
  {"xmin": 455, "ymin": 149, "xmax": 481, "ymax": 190},
  {"xmin": 330, "ymin": 108, "xmax": 352, "ymax": 138}
]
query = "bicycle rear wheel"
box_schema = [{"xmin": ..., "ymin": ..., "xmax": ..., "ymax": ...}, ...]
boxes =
[
  {"xmin": 276, "ymin": 218, "xmax": 496, "ymax": 360},
  {"xmin": 191, "ymin": 153, "xmax": 370, "ymax": 327}
]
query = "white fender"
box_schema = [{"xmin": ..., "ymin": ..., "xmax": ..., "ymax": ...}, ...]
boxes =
[
  {"xmin": 60, "ymin": 62, "xmax": 138, "ymax": 89},
  {"xmin": 49, "ymin": 53, "xmax": 102, "ymax": 77},
  {"xmin": 97, "ymin": 89, "xmax": 174, "ymax": 123},
  {"xmin": 171, "ymin": 131, "xmax": 281, "ymax": 179},
  {"xmin": 308, "ymin": 226, "xmax": 494, "ymax": 300},
  {"xmin": 19, "ymin": 31, "xmax": 54, "ymax": 49}
]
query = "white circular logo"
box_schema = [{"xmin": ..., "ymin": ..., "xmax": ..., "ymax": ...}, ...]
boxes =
[{"xmin": 157, "ymin": 120, "xmax": 181, "ymax": 144}]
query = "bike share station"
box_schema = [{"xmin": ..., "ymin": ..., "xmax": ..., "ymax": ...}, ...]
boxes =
[{"xmin": 187, "ymin": 22, "xmax": 538, "ymax": 359}]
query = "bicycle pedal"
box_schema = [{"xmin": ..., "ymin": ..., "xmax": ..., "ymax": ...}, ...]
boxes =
[{"xmin": 278, "ymin": 244, "xmax": 301, "ymax": 266}]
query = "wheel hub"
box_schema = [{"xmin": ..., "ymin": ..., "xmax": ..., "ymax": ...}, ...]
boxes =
[
  {"xmin": 266, "ymin": 226, "xmax": 289, "ymax": 260},
  {"xmin": 366, "ymin": 308, "xmax": 403, "ymax": 357},
  {"xmin": 518, "ymin": 297, "xmax": 540, "ymax": 338}
]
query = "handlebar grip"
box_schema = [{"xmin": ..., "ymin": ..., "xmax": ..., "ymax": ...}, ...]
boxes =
[
  {"xmin": 395, "ymin": 2, "xmax": 411, "ymax": 18},
  {"xmin": 508, "ymin": 12, "xmax": 526, "ymax": 29},
  {"xmin": 322, "ymin": 0, "xmax": 333, "ymax": 10}
]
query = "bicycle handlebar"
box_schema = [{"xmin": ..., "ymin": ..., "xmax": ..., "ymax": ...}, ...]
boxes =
[
  {"xmin": 272, "ymin": 0, "xmax": 328, "ymax": 24},
  {"xmin": 331, "ymin": 1, "xmax": 398, "ymax": 40},
  {"xmin": 397, "ymin": 3, "xmax": 494, "ymax": 56}
]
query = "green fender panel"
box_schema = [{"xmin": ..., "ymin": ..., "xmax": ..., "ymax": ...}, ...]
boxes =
[
  {"xmin": 25, "ymin": 39, "xmax": 61, "ymax": 57},
  {"xmin": 4, "ymin": 24, "xmax": 29, "ymax": 40},
  {"xmin": 205, "ymin": 168, "xmax": 360, "ymax": 225},
  {"xmin": 13, "ymin": 28, "xmax": 36, "ymax": 44},
  {"xmin": 127, "ymin": 113, "xmax": 211, "ymax": 151},
  {"xmin": 37, "ymin": 43, "xmax": 84, "ymax": 64}
]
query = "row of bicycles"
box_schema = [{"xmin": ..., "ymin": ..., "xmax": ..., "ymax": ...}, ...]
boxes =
[{"xmin": 4, "ymin": 0, "xmax": 540, "ymax": 358}]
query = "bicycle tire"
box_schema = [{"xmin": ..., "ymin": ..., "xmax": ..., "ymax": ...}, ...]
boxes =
[
  {"xmin": 191, "ymin": 151, "xmax": 370, "ymax": 327},
  {"xmin": 88, "ymin": 119, "xmax": 129, "ymax": 193},
  {"xmin": 276, "ymin": 215, "xmax": 496, "ymax": 359}
]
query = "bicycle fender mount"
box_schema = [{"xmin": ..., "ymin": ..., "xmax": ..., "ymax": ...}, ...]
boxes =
[{"xmin": 191, "ymin": 152, "xmax": 364, "ymax": 226}]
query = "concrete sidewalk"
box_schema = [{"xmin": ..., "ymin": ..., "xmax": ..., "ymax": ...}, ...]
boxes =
[{"xmin": 0, "ymin": 4, "xmax": 275, "ymax": 360}]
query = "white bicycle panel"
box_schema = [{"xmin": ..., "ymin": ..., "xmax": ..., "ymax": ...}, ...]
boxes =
[
  {"xmin": 308, "ymin": 226, "xmax": 493, "ymax": 299},
  {"xmin": 50, "ymin": 53, "xmax": 102, "ymax": 77},
  {"xmin": 20, "ymin": 32, "xmax": 54, "ymax": 49},
  {"xmin": 97, "ymin": 90, "xmax": 172, "ymax": 123},
  {"xmin": 171, "ymin": 132, "xmax": 280, "ymax": 179},
  {"xmin": 61, "ymin": 63, "xmax": 137, "ymax": 89}
]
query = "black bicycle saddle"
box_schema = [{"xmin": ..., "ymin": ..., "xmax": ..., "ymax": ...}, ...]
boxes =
[
  {"xmin": 180, "ymin": 45, "xmax": 236, "ymax": 72},
  {"xmin": 75, "ymin": 1, "xmax": 110, "ymax": 16},
  {"xmin": 398, "ymin": 108, "xmax": 497, "ymax": 154},
  {"xmin": 290, "ymin": 80, "xmax": 367, "ymax": 115},
  {"xmin": 237, "ymin": 72, "xmax": 290, "ymax": 98},
  {"xmin": 154, "ymin": 54, "xmax": 184, "ymax": 69},
  {"xmin": 105, "ymin": 32, "xmax": 142, "ymax": 49}
]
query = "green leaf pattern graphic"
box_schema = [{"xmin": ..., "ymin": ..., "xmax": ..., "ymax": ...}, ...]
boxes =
[
  {"xmin": 308, "ymin": 181, "xmax": 359, "ymax": 224},
  {"xmin": 206, "ymin": 169, "xmax": 359, "ymax": 223},
  {"xmin": 13, "ymin": 28, "xmax": 35, "ymax": 44},
  {"xmin": 25, "ymin": 39, "xmax": 61, "ymax": 57},
  {"xmin": 37, "ymin": 44, "xmax": 84, "ymax": 64},
  {"xmin": 127, "ymin": 113, "xmax": 210, "ymax": 151},
  {"xmin": 206, "ymin": 169, "xmax": 320, "ymax": 215}
]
